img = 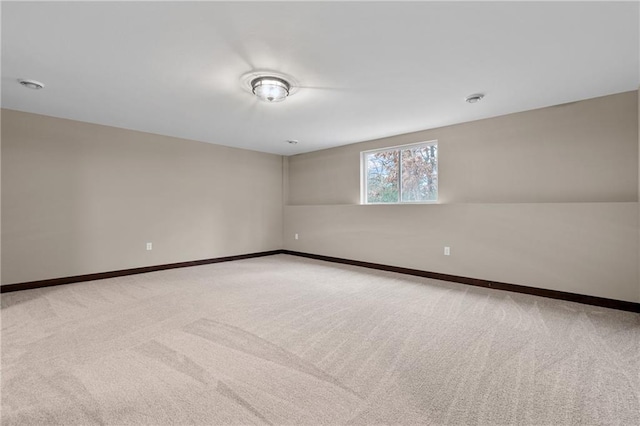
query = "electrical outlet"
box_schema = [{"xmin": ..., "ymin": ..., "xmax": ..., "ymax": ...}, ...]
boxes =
[
  {"xmin": 444, "ymin": 246, "xmax": 450, "ymax": 256},
  {"xmin": 146, "ymin": 242, "xmax": 153, "ymax": 251},
  {"xmin": 294, "ymin": 233, "xmax": 299, "ymax": 240}
]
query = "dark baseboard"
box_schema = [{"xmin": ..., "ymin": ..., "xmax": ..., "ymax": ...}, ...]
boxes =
[
  {"xmin": 3, "ymin": 249, "xmax": 638, "ymax": 313},
  {"xmin": 281, "ymin": 250, "xmax": 640, "ymax": 313},
  {"xmin": 0, "ymin": 250, "xmax": 284, "ymax": 294}
]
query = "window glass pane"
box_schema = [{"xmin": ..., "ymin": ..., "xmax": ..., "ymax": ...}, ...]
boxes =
[
  {"xmin": 401, "ymin": 144, "xmax": 438, "ymax": 202},
  {"xmin": 366, "ymin": 150, "xmax": 399, "ymax": 203}
]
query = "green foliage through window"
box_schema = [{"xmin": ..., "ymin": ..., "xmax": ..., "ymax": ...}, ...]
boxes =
[{"xmin": 363, "ymin": 142, "xmax": 437, "ymax": 203}]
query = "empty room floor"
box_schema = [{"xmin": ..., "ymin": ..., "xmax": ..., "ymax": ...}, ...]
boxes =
[{"xmin": 1, "ymin": 254, "xmax": 639, "ymax": 425}]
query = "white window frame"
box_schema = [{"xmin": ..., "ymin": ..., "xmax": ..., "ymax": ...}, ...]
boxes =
[{"xmin": 360, "ymin": 140, "xmax": 438, "ymax": 205}]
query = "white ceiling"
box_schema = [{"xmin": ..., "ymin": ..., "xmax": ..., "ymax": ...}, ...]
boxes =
[{"xmin": 2, "ymin": 1, "xmax": 638, "ymax": 155}]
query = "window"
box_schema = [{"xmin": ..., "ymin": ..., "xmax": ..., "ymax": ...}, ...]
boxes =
[{"xmin": 361, "ymin": 141, "xmax": 438, "ymax": 204}]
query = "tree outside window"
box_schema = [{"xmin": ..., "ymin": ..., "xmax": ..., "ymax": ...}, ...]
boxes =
[{"xmin": 363, "ymin": 142, "xmax": 437, "ymax": 204}]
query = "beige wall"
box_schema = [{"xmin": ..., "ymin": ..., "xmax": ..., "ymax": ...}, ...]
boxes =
[
  {"xmin": 1, "ymin": 109, "xmax": 283, "ymax": 285},
  {"xmin": 3, "ymin": 91, "xmax": 639, "ymax": 302},
  {"xmin": 285, "ymin": 91, "xmax": 639, "ymax": 302},
  {"xmin": 289, "ymin": 91, "xmax": 638, "ymax": 205},
  {"xmin": 1, "ymin": 110, "xmax": 3, "ymax": 286},
  {"xmin": 285, "ymin": 203, "xmax": 638, "ymax": 302}
]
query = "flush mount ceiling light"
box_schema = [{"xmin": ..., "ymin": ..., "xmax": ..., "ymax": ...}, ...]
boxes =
[
  {"xmin": 465, "ymin": 93, "xmax": 484, "ymax": 103},
  {"xmin": 240, "ymin": 70, "xmax": 299, "ymax": 103},
  {"xmin": 251, "ymin": 76, "xmax": 290, "ymax": 102},
  {"xmin": 18, "ymin": 79, "xmax": 45, "ymax": 90}
]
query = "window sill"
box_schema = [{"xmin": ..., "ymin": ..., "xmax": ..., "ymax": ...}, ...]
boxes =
[{"xmin": 361, "ymin": 201, "xmax": 439, "ymax": 205}]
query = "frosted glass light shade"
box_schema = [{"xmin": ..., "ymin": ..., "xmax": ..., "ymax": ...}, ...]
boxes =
[{"xmin": 251, "ymin": 77, "xmax": 290, "ymax": 102}]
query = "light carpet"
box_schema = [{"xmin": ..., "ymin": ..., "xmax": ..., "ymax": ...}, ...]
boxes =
[{"xmin": 1, "ymin": 254, "xmax": 639, "ymax": 425}]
